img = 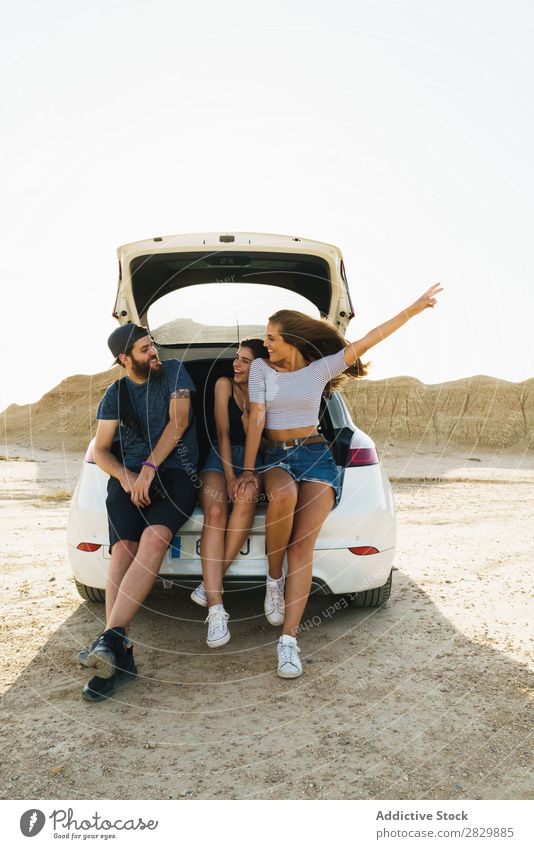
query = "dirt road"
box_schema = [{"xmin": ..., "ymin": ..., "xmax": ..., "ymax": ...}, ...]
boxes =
[{"xmin": 0, "ymin": 448, "xmax": 532, "ymax": 800}]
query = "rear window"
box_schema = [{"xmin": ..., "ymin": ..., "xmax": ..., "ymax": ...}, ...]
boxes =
[
  {"xmin": 148, "ymin": 282, "xmax": 320, "ymax": 344},
  {"xmin": 130, "ymin": 251, "xmax": 331, "ymax": 317}
]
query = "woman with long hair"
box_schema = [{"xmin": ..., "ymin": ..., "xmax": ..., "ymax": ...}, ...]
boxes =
[
  {"xmin": 236, "ymin": 284, "xmax": 443, "ymax": 677},
  {"xmin": 194, "ymin": 338, "xmax": 268, "ymax": 648}
]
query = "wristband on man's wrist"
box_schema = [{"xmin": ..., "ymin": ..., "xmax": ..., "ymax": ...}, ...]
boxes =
[{"xmin": 142, "ymin": 460, "xmax": 159, "ymax": 471}]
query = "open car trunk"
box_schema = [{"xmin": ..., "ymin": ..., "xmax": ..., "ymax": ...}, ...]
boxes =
[{"xmin": 113, "ymin": 233, "xmax": 355, "ymax": 337}]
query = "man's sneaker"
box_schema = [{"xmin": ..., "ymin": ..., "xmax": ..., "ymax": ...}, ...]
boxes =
[
  {"xmin": 191, "ymin": 582, "xmax": 208, "ymax": 608},
  {"xmin": 82, "ymin": 652, "xmax": 137, "ymax": 702},
  {"xmin": 264, "ymin": 578, "xmax": 285, "ymax": 626},
  {"xmin": 85, "ymin": 627, "xmax": 130, "ymax": 680},
  {"xmin": 78, "ymin": 634, "xmax": 133, "ymax": 668},
  {"xmin": 205, "ymin": 607, "xmax": 230, "ymax": 648},
  {"xmin": 277, "ymin": 635, "xmax": 302, "ymax": 679}
]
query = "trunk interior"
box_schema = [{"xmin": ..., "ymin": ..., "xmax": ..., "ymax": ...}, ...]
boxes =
[{"xmin": 165, "ymin": 352, "xmax": 354, "ymax": 472}]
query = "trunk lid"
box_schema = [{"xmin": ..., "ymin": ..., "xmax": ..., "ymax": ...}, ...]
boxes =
[{"xmin": 113, "ymin": 232, "xmax": 355, "ymax": 338}]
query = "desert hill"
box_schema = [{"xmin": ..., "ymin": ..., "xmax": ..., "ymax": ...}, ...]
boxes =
[
  {"xmin": 343, "ymin": 375, "xmax": 534, "ymax": 450},
  {"xmin": 2, "ymin": 368, "xmax": 533, "ymax": 454}
]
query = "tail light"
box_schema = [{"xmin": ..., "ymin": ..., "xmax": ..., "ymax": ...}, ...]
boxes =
[
  {"xmin": 77, "ymin": 543, "xmax": 102, "ymax": 552},
  {"xmin": 348, "ymin": 546, "xmax": 379, "ymax": 555},
  {"xmin": 345, "ymin": 445, "xmax": 379, "ymax": 467},
  {"xmin": 84, "ymin": 439, "xmax": 96, "ymax": 464}
]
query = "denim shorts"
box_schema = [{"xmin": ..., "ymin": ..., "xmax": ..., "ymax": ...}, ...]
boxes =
[
  {"xmin": 200, "ymin": 443, "xmax": 264, "ymax": 477},
  {"xmin": 261, "ymin": 441, "xmax": 342, "ymax": 505}
]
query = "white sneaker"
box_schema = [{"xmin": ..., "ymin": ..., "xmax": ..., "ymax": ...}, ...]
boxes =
[
  {"xmin": 277, "ymin": 635, "xmax": 302, "ymax": 678},
  {"xmin": 191, "ymin": 582, "xmax": 208, "ymax": 607},
  {"xmin": 205, "ymin": 607, "xmax": 230, "ymax": 648},
  {"xmin": 264, "ymin": 578, "xmax": 285, "ymax": 626}
]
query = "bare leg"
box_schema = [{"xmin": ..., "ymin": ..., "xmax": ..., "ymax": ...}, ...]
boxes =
[
  {"xmin": 222, "ymin": 489, "xmax": 259, "ymax": 571},
  {"xmin": 105, "ymin": 540, "xmax": 138, "ymax": 624},
  {"xmin": 106, "ymin": 524, "xmax": 173, "ymax": 630},
  {"xmin": 263, "ymin": 469, "xmax": 298, "ymax": 580},
  {"xmin": 283, "ymin": 482, "xmax": 335, "ymax": 637},
  {"xmin": 199, "ymin": 472, "xmax": 228, "ymax": 607}
]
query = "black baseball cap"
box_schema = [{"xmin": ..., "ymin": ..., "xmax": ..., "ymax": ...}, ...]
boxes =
[{"xmin": 108, "ymin": 324, "xmax": 151, "ymax": 365}]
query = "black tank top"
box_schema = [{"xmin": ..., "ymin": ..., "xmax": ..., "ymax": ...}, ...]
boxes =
[{"xmin": 228, "ymin": 382, "xmax": 246, "ymax": 445}]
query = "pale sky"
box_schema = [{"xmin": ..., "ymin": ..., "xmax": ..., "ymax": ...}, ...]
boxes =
[{"xmin": 2, "ymin": 0, "xmax": 533, "ymax": 408}]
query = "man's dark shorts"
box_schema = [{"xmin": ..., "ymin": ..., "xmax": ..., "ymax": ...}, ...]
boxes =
[{"xmin": 106, "ymin": 469, "xmax": 198, "ymax": 549}]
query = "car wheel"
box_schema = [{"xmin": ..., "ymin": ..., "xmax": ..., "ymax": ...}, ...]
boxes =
[
  {"xmin": 75, "ymin": 580, "xmax": 105, "ymax": 603},
  {"xmin": 345, "ymin": 569, "xmax": 392, "ymax": 608}
]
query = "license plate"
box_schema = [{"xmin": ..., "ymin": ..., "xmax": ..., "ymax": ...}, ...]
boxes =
[{"xmin": 169, "ymin": 536, "xmax": 257, "ymax": 559}]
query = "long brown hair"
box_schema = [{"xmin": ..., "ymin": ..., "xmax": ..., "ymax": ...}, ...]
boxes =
[{"xmin": 268, "ymin": 309, "xmax": 369, "ymax": 393}]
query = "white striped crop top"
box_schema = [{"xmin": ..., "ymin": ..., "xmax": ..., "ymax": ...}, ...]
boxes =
[{"xmin": 248, "ymin": 347, "xmax": 349, "ymax": 429}]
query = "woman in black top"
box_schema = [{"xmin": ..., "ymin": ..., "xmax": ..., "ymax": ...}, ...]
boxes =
[{"xmin": 193, "ymin": 339, "xmax": 268, "ymax": 648}]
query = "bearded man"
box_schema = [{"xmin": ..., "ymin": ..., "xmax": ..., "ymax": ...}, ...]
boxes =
[{"xmin": 79, "ymin": 324, "xmax": 198, "ymax": 702}]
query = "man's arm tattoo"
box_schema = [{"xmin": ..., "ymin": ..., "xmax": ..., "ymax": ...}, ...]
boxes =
[{"xmin": 170, "ymin": 388, "xmax": 191, "ymax": 399}]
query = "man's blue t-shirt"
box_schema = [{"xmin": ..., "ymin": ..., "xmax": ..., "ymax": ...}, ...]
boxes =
[{"xmin": 96, "ymin": 359, "xmax": 198, "ymax": 472}]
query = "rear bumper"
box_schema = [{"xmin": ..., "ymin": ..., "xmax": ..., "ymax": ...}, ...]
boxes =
[
  {"xmin": 158, "ymin": 546, "xmax": 395, "ymax": 595},
  {"xmin": 68, "ymin": 541, "xmax": 394, "ymax": 596}
]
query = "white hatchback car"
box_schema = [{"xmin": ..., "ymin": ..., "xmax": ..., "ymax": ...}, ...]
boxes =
[{"xmin": 67, "ymin": 232, "xmax": 396, "ymax": 608}]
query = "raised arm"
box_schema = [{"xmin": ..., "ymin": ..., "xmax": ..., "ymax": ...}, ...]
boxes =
[{"xmin": 343, "ymin": 283, "xmax": 443, "ymax": 365}]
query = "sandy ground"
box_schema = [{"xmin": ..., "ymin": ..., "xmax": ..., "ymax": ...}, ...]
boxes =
[{"xmin": 0, "ymin": 444, "xmax": 532, "ymax": 800}]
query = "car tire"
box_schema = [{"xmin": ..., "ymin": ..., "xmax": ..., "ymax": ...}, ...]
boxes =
[
  {"xmin": 75, "ymin": 580, "xmax": 105, "ymax": 603},
  {"xmin": 345, "ymin": 569, "xmax": 392, "ymax": 608}
]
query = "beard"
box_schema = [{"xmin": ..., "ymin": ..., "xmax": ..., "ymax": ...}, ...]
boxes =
[{"xmin": 129, "ymin": 354, "xmax": 164, "ymax": 381}]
